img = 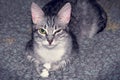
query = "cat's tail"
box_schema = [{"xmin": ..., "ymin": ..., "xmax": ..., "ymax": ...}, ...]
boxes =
[{"xmin": 92, "ymin": 0, "xmax": 107, "ymax": 33}]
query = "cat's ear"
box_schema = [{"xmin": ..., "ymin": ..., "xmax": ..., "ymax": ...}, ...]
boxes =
[
  {"xmin": 57, "ymin": 3, "xmax": 71, "ymax": 25},
  {"xmin": 31, "ymin": 2, "xmax": 44, "ymax": 24}
]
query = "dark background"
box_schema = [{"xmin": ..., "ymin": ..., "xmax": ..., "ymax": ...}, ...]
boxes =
[{"xmin": 0, "ymin": 0, "xmax": 120, "ymax": 80}]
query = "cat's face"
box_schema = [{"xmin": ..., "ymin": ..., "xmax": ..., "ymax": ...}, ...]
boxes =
[
  {"xmin": 33, "ymin": 17, "xmax": 69, "ymax": 49},
  {"xmin": 31, "ymin": 2, "xmax": 71, "ymax": 48}
]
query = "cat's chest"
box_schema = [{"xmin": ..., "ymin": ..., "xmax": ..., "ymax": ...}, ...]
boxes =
[{"xmin": 36, "ymin": 44, "xmax": 66, "ymax": 63}]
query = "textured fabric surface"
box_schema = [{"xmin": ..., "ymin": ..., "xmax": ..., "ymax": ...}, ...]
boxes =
[{"xmin": 0, "ymin": 0, "xmax": 120, "ymax": 80}]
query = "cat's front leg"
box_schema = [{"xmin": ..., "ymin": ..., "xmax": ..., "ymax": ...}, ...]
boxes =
[
  {"xmin": 27, "ymin": 55, "xmax": 41, "ymax": 74},
  {"xmin": 33, "ymin": 59, "xmax": 42, "ymax": 77},
  {"xmin": 27, "ymin": 55, "xmax": 46, "ymax": 77},
  {"xmin": 27, "ymin": 56, "xmax": 50, "ymax": 77},
  {"xmin": 40, "ymin": 63, "xmax": 51, "ymax": 78},
  {"xmin": 43, "ymin": 63, "xmax": 51, "ymax": 70},
  {"xmin": 35, "ymin": 62, "xmax": 51, "ymax": 78},
  {"xmin": 27, "ymin": 55, "xmax": 36, "ymax": 62}
]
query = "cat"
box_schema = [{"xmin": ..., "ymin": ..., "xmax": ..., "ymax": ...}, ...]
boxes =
[
  {"xmin": 26, "ymin": 2, "xmax": 75, "ymax": 78},
  {"xmin": 26, "ymin": 0, "xmax": 107, "ymax": 78}
]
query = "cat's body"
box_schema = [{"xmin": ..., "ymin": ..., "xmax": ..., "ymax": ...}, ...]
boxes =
[{"xmin": 26, "ymin": 0, "xmax": 107, "ymax": 77}]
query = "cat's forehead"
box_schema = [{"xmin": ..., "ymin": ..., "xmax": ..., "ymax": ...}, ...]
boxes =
[
  {"xmin": 46, "ymin": 16, "xmax": 56, "ymax": 27},
  {"xmin": 41, "ymin": 16, "xmax": 55, "ymax": 28},
  {"xmin": 36, "ymin": 16, "xmax": 64, "ymax": 30},
  {"xmin": 44, "ymin": 16, "xmax": 62, "ymax": 29}
]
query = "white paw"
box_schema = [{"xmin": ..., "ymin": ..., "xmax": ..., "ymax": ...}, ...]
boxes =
[
  {"xmin": 40, "ymin": 69, "xmax": 49, "ymax": 78},
  {"xmin": 43, "ymin": 63, "xmax": 51, "ymax": 70}
]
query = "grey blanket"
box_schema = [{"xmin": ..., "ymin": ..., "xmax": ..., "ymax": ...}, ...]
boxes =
[{"xmin": 0, "ymin": 0, "xmax": 120, "ymax": 80}]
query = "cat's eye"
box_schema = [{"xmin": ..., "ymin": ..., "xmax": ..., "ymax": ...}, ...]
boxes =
[
  {"xmin": 38, "ymin": 28, "xmax": 46, "ymax": 34},
  {"xmin": 54, "ymin": 29, "xmax": 62, "ymax": 34}
]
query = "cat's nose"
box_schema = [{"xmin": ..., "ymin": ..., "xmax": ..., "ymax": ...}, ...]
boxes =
[
  {"xmin": 47, "ymin": 39, "xmax": 53, "ymax": 45},
  {"xmin": 46, "ymin": 35, "xmax": 54, "ymax": 45}
]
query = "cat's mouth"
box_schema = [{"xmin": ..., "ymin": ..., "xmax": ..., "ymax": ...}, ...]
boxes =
[{"xmin": 43, "ymin": 44, "xmax": 57, "ymax": 49}]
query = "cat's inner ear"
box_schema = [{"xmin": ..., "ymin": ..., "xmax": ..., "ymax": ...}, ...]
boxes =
[
  {"xmin": 57, "ymin": 3, "xmax": 71, "ymax": 25},
  {"xmin": 31, "ymin": 2, "xmax": 44, "ymax": 24}
]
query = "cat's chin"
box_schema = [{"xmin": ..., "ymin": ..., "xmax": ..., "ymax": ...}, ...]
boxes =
[{"xmin": 43, "ymin": 44, "xmax": 57, "ymax": 49}]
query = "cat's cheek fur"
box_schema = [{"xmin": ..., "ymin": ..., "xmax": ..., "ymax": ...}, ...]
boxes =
[{"xmin": 42, "ymin": 40, "xmax": 49, "ymax": 46}]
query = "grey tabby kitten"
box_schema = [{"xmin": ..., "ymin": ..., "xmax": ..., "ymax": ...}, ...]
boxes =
[
  {"xmin": 26, "ymin": 2, "xmax": 73, "ymax": 77},
  {"xmin": 26, "ymin": 0, "xmax": 107, "ymax": 78}
]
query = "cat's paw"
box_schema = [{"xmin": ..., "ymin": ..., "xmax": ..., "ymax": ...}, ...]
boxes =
[
  {"xmin": 43, "ymin": 63, "xmax": 51, "ymax": 70},
  {"xmin": 27, "ymin": 55, "xmax": 35, "ymax": 62},
  {"xmin": 40, "ymin": 69, "xmax": 49, "ymax": 78},
  {"xmin": 59, "ymin": 60, "xmax": 67, "ymax": 69}
]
